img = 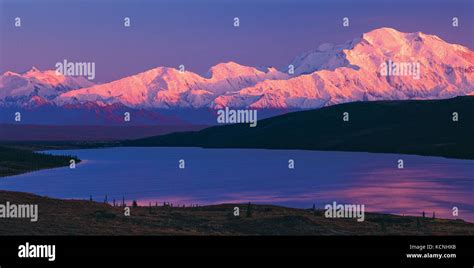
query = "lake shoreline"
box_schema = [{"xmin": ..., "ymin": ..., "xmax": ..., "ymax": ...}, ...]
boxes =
[
  {"xmin": 0, "ymin": 190, "xmax": 472, "ymax": 235},
  {"xmin": 0, "ymin": 146, "xmax": 81, "ymax": 178},
  {"xmin": 1, "ymin": 141, "xmax": 473, "ymax": 180},
  {"xmin": 2, "ymin": 146, "xmax": 473, "ymax": 228},
  {"xmin": 2, "ymin": 146, "xmax": 473, "ymax": 224}
]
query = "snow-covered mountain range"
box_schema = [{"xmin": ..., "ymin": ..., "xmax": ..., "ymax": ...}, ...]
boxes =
[
  {"xmin": 0, "ymin": 67, "xmax": 94, "ymax": 108},
  {"xmin": 2, "ymin": 27, "xmax": 474, "ymax": 112}
]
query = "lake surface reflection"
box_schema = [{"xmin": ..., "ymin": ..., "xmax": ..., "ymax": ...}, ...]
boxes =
[{"xmin": 1, "ymin": 147, "xmax": 473, "ymax": 221}]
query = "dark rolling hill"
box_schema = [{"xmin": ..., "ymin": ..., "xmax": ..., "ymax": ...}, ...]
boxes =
[{"xmin": 123, "ymin": 96, "xmax": 474, "ymax": 159}]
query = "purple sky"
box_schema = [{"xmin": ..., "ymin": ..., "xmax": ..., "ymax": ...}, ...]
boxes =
[{"xmin": 1, "ymin": 0, "xmax": 473, "ymax": 83}]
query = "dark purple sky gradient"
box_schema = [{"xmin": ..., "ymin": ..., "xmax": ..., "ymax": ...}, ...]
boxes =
[{"xmin": 1, "ymin": 0, "xmax": 473, "ymax": 83}]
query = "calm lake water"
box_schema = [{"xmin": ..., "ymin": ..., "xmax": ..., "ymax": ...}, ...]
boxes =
[{"xmin": 1, "ymin": 147, "xmax": 473, "ymax": 221}]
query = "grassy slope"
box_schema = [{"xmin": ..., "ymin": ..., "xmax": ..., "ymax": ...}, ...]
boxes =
[
  {"xmin": 124, "ymin": 96, "xmax": 474, "ymax": 159},
  {"xmin": 0, "ymin": 190, "xmax": 472, "ymax": 235},
  {"xmin": 0, "ymin": 146, "xmax": 80, "ymax": 177}
]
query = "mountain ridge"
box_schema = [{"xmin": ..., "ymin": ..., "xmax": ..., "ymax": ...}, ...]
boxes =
[{"xmin": 2, "ymin": 27, "xmax": 473, "ymax": 112}]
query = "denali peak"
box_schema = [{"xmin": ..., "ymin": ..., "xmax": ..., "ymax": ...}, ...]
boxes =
[{"xmin": 2, "ymin": 27, "xmax": 473, "ymax": 110}]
